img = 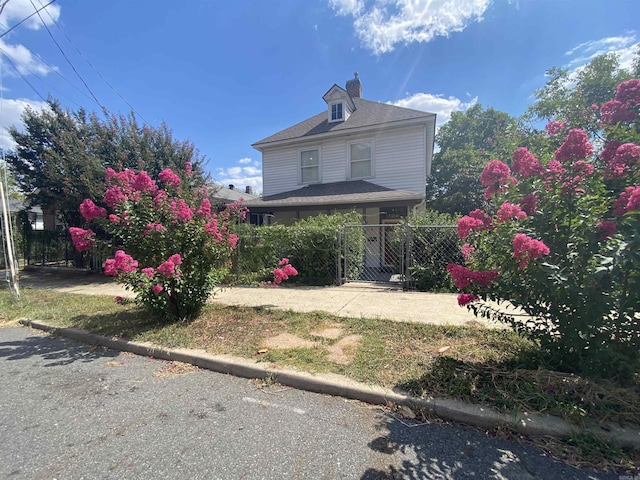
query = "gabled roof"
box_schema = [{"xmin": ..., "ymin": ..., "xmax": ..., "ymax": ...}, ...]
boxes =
[
  {"xmin": 322, "ymin": 84, "xmax": 356, "ymax": 111},
  {"xmin": 243, "ymin": 180, "xmax": 424, "ymax": 208},
  {"xmin": 253, "ymin": 97, "xmax": 435, "ymax": 150}
]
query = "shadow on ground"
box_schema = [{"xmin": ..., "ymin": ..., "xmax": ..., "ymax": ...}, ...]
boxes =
[
  {"xmin": 0, "ymin": 333, "xmax": 119, "ymax": 367},
  {"xmin": 359, "ymin": 413, "xmax": 614, "ymax": 479}
]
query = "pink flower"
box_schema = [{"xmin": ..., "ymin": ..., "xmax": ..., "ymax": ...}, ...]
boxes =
[
  {"xmin": 104, "ymin": 185, "xmax": 127, "ymax": 208},
  {"xmin": 228, "ymin": 233, "xmax": 239, "ymax": 249},
  {"xmin": 185, "ymin": 161, "xmax": 193, "ymax": 177},
  {"xmin": 132, "ymin": 171, "xmax": 158, "ymax": 194},
  {"xmin": 519, "ymin": 194, "xmax": 537, "ymax": 216},
  {"xmin": 457, "ymin": 293, "xmax": 479, "ymax": 306},
  {"xmin": 143, "ymin": 222, "xmax": 167, "ymax": 235},
  {"xmin": 600, "ymin": 100, "xmax": 637, "ymax": 125},
  {"xmin": 79, "ymin": 199, "xmax": 107, "ymax": 222},
  {"xmin": 512, "ymin": 233, "xmax": 550, "ymax": 269},
  {"xmin": 496, "ymin": 202, "xmax": 527, "ymax": 223},
  {"xmin": 614, "ymin": 79, "xmax": 640, "ymax": 108},
  {"xmin": 480, "ymin": 160, "xmax": 517, "ymax": 199},
  {"xmin": 154, "ymin": 190, "xmax": 168, "ymax": 208},
  {"xmin": 555, "ymin": 129, "xmax": 593, "ymax": 161},
  {"xmin": 108, "ymin": 214, "xmax": 120, "ymax": 225},
  {"xmin": 545, "ymin": 120, "xmax": 567, "ymax": 136},
  {"xmin": 204, "ymin": 218, "xmax": 223, "ymax": 242},
  {"xmin": 461, "ymin": 243, "xmax": 475, "ymax": 263},
  {"xmin": 157, "ymin": 259, "xmax": 176, "ymax": 277},
  {"xmin": 597, "ymin": 221, "xmax": 616, "ymax": 240},
  {"xmin": 69, "ymin": 227, "xmax": 95, "ymax": 252},
  {"xmin": 168, "ymin": 254, "xmax": 182, "ymax": 266},
  {"xmin": 512, "ymin": 148, "xmax": 544, "ymax": 179},
  {"xmin": 446, "ymin": 264, "xmax": 498, "ymax": 289},
  {"xmin": 169, "ymin": 199, "xmax": 193, "ymax": 222},
  {"xmin": 141, "ymin": 267, "xmax": 155, "ymax": 278},
  {"xmin": 604, "ymin": 143, "xmax": 640, "ymax": 179},
  {"xmin": 457, "ymin": 209, "xmax": 493, "ymax": 239},
  {"xmin": 279, "ymin": 258, "xmax": 290, "ymax": 266},
  {"xmin": 196, "ymin": 198, "xmax": 212, "ymax": 217},
  {"xmin": 613, "ymin": 186, "xmax": 640, "ymax": 216},
  {"xmin": 159, "ymin": 168, "xmax": 181, "ymax": 187},
  {"xmin": 152, "ymin": 285, "xmax": 163, "ymax": 294},
  {"xmin": 282, "ymin": 264, "xmax": 298, "ymax": 277},
  {"xmin": 104, "ymin": 250, "xmax": 138, "ymax": 276},
  {"xmin": 545, "ymin": 160, "xmax": 567, "ymax": 184},
  {"xmin": 114, "ymin": 296, "xmax": 123, "ymax": 303}
]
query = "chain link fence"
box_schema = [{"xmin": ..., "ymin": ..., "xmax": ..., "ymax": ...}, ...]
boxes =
[{"xmin": 340, "ymin": 224, "xmax": 461, "ymax": 291}]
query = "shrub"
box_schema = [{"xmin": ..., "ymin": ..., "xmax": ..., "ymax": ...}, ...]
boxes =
[
  {"xmin": 72, "ymin": 167, "xmax": 248, "ymax": 321},
  {"xmin": 232, "ymin": 212, "xmax": 365, "ymax": 286},
  {"xmin": 450, "ymin": 80, "xmax": 640, "ymax": 379}
]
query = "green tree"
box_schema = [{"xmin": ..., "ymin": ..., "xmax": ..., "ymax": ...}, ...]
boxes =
[
  {"xmin": 429, "ymin": 104, "xmax": 525, "ymax": 215},
  {"xmin": 526, "ymin": 52, "xmax": 636, "ymax": 136},
  {"xmin": 6, "ymin": 99, "xmax": 209, "ymax": 229}
]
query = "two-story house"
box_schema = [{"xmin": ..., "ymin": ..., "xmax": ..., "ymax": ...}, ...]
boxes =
[
  {"xmin": 245, "ymin": 74, "xmax": 436, "ymax": 273},
  {"xmin": 246, "ymin": 73, "xmax": 436, "ymax": 227}
]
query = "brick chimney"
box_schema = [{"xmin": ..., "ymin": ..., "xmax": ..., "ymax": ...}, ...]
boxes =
[
  {"xmin": 245, "ymin": 186, "xmax": 253, "ymax": 195},
  {"xmin": 228, "ymin": 184, "xmax": 234, "ymax": 190},
  {"xmin": 346, "ymin": 72, "xmax": 362, "ymax": 99}
]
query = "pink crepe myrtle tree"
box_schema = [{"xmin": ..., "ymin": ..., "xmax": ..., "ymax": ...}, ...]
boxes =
[
  {"xmin": 71, "ymin": 165, "xmax": 295, "ymax": 321},
  {"xmin": 449, "ymin": 79, "xmax": 640, "ymax": 378}
]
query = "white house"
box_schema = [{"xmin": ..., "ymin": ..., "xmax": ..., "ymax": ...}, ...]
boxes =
[
  {"xmin": 245, "ymin": 74, "xmax": 436, "ymax": 272},
  {"xmin": 246, "ymin": 73, "xmax": 436, "ymax": 226}
]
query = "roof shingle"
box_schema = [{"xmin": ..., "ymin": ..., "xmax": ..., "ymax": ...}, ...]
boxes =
[{"xmin": 253, "ymin": 98, "xmax": 435, "ymax": 148}]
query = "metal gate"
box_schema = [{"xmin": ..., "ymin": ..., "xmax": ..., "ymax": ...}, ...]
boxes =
[{"xmin": 337, "ymin": 224, "xmax": 460, "ymax": 290}]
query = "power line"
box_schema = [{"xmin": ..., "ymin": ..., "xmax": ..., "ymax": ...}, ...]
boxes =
[
  {"xmin": 0, "ymin": 50, "xmax": 47, "ymax": 102},
  {"xmin": 0, "ymin": 38, "xmax": 96, "ymax": 103},
  {"xmin": 29, "ymin": 0, "xmax": 103, "ymax": 109},
  {"xmin": 0, "ymin": 0, "xmax": 57, "ymax": 40},
  {"xmin": 35, "ymin": 0, "xmax": 150, "ymax": 125},
  {"xmin": 0, "ymin": 47, "xmax": 83, "ymax": 108}
]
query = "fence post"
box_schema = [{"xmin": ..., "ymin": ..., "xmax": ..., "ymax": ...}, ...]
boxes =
[{"xmin": 335, "ymin": 227, "xmax": 342, "ymax": 285}]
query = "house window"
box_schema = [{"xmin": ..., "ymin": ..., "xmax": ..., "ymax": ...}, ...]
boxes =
[
  {"xmin": 350, "ymin": 142, "xmax": 372, "ymax": 178},
  {"xmin": 300, "ymin": 149, "xmax": 319, "ymax": 183},
  {"xmin": 331, "ymin": 103, "xmax": 343, "ymax": 121}
]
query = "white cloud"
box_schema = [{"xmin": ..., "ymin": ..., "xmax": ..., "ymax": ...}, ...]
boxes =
[
  {"xmin": 329, "ymin": 0, "xmax": 364, "ymax": 16},
  {"xmin": 216, "ymin": 158, "xmax": 263, "ymax": 194},
  {"xmin": 329, "ymin": 0, "xmax": 491, "ymax": 54},
  {"xmin": 0, "ymin": 0, "xmax": 61, "ymax": 33},
  {"xmin": 564, "ymin": 34, "xmax": 639, "ymax": 72},
  {"xmin": 392, "ymin": 92, "xmax": 477, "ymax": 127},
  {"xmin": 0, "ymin": 98, "xmax": 49, "ymax": 151},
  {"xmin": 0, "ymin": 39, "xmax": 57, "ymax": 76}
]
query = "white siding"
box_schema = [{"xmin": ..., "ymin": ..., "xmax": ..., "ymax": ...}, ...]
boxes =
[
  {"xmin": 372, "ymin": 125, "xmax": 426, "ymax": 194},
  {"xmin": 260, "ymin": 124, "xmax": 427, "ymax": 196},
  {"xmin": 320, "ymin": 139, "xmax": 346, "ymax": 184},
  {"xmin": 262, "ymin": 148, "xmax": 298, "ymax": 196}
]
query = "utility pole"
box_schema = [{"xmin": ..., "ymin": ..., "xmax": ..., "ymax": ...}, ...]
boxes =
[{"xmin": 0, "ymin": 174, "xmax": 19, "ymax": 299}]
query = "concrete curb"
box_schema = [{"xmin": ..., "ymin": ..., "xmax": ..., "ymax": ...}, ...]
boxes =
[{"xmin": 19, "ymin": 319, "xmax": 640, "ymax": 449}]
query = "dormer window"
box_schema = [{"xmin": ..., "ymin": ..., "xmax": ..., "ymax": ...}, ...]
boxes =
[{"xmin": 330, "ymin": 102, "xmax": 343, "ymax": 122}]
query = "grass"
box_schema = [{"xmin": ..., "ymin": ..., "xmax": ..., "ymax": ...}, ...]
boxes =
[{"xmin": 1, "ymin": 287, "xmax": 638, "ymax": 473}]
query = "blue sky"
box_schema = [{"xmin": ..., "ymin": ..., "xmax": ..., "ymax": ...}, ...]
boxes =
[{"xmin": 0, "ymin": 0, "xmax": 638, "ymax": 193}]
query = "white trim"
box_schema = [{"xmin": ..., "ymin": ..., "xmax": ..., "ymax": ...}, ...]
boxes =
[
  {"xmin": 347, "ymin": 139, "xmax": 374, "ymax": 180},
  {"xmin": 298, "ymin": 146, "xmax": 321, "ymax": 185},
  {"xmin": 329, "ymin": 102, "xmax": 344, "ymax": 123}
]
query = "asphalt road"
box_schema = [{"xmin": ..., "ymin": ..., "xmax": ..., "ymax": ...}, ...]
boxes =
[{"xmin": 0, "ymin": 327, "xmax": 613, "ymax": 480}]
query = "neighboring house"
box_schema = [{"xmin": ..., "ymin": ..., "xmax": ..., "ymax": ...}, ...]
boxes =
[
  {"xmin": 212, "ymin": 184, "xmax": 258, "ymax": 206},
  {"xmin": 8, "ymin": 200, "xmax": 45, "ymax": 230},
  {"xmin": 245, "ymin": 73, "xmax": 436, "ymax": 227}
]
